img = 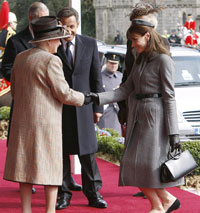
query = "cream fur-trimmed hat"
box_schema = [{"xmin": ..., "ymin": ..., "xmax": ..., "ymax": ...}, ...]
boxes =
[{"xmin": 30, "ymin": 16, "xmax": 70, "ymax": 43}]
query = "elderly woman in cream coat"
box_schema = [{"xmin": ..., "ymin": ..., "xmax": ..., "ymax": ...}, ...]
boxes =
[
  {"xmin": 3, "ymin": 16, "xmax": 85, "ymax": 213},
  {"xmin": 85, "ymin": 19, "xmax": 184, "ymax": 213}
]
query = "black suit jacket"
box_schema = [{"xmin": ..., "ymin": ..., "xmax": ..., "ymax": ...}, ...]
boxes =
[
  {"xmin": 57, "ymin": 34, "xmax": 104, "ymax": 155},
  {"xmin": 1, "ymin": 26, "xmax": 33, "ymax": 81}
]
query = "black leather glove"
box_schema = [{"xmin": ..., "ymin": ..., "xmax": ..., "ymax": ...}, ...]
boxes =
[
  {"xmin": 117, "ymin": 101, "xmax": 127, "ymax": 125},
  {"xmin": 169, "ymin": 134, "xmax": 181, "ymax": 152},
  {"xmin": 118, "ymin": 107, "xmax": 127, "ymax": 125},
  {"xmin": 84, "ymin": 92, "xmax": 99, "ymax": 105}
]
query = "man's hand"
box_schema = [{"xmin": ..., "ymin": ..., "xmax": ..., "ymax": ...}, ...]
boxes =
[
  {"xmin": 84, "ymin": 92, "xmax": 99, "ymax": 105},
  {"xmin": 93, "ymin": 112, "xmax": 102, "ymax": 123},
  {"xmin": 169, "ymin": 134, "xmax": 181, "ymax": 152}
]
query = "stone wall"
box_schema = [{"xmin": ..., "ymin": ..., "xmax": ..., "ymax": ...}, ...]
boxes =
[
  {"xmin": 93, "ymin": 0, "xmax": 138, "ymax": 43},
  {"xmin": 93, "ymin": 0, "xmax": 200, "ymax": 43}
]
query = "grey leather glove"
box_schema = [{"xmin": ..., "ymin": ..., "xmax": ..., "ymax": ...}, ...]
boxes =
[
  {"xmin": 169, "ymin": 134, "xmax": 181, "ymax": 152},
  {"xmin": 84, "ymin": 92, "xmax": 99, "ymax": 105}
]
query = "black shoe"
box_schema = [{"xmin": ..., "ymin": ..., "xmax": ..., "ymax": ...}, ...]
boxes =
[
  {"xmin": 133, "ymin": 191, "xmax": 145, "ymax": 197},
  {"xmin": 88, "ymin": 197, "xmax": 107, "ymax": 208},
  {"xmin": 32, "ymin": 187, "xmax": 36, "ymax": 194},
  {"xmin": 166, "ymin": 199, "xmax": 180, "ymax": 213},
  {"xmin": 56, "ymin": 194, "xmax": 70, "ymax": 210},
  {"xmin": 68, "ymin": 182, "xmax": 82, "ymax": 191}
]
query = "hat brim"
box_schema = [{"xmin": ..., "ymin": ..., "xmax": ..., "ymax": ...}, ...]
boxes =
[
  {"xmin": 29, "ymin": 32, "xmax": 71, "ymax": 44},
  {"xmin": 107, "ymin": 59, "xmax": 119, "ymax": 64}
]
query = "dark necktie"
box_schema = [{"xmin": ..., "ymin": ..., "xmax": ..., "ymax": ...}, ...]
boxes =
[{"xmin": 66, "ymin": 41, "xmax": 73, "ymax": 67}]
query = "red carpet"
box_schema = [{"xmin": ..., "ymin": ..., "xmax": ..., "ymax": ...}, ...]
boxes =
[{"xmin": 0, "ymin": 140, "xmax": 200, "ymax": 213}]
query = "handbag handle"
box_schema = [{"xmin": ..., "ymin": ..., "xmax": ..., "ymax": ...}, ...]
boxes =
[{"xmin": 167, "ymin": 147, "xmax": 181, "ymax": 160}]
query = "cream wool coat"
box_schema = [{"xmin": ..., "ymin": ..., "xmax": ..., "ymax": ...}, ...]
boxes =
[
  {"xmin": 98, "ymin": 52, "xmax": 184, "ymax": 188},
  {"xmin": 3, "ymin": 48, "xmax": 84, "ymax": 185}
]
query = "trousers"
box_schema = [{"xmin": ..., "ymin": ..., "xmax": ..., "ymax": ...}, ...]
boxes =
[{"xmin": 59, "ymin": 153, "xmax": 102, "ymax": 200}]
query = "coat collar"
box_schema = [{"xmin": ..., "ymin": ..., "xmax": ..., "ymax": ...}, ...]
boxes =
[
  {"xmin": 103, "ymin": 69, "xmax": 119, "ymax": 78},
  {"xmin": 73, "ymin": 35, "xmax": 86, "ymax": 71},
  {"xmin": 136, "ymin": 51, "xmax": 161, "ymax": 83},
  {"xmin": 57, "ymin": 34, "xmax": 86, "ymax": 72},
  {"xmin": 18, "ymin": 26, "xmax": 33, "ymax": 49}
]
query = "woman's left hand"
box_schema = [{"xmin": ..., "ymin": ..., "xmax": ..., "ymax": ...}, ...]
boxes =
[{"xmin": 169, "ymin": 134, "xmax": 181, "ymax": 152}]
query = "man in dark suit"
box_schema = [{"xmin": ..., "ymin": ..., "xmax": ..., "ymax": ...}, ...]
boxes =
[
  {"xmin": 1, "ymin": 2, "xmax": 49, "ymax": 81},
  {"xmin": 56, "ymin": 7, "xmax": 107, "ymax": 210}
]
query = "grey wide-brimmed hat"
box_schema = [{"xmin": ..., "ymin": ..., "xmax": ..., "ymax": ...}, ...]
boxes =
[{"xmin": 30, "ymin": 16, "xmax": 70, "ymax": 43}]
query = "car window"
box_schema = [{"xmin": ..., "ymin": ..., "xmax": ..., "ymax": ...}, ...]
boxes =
[{"xmin": 173, "ymin": 56, "xmax": 200, "ymax": 86}]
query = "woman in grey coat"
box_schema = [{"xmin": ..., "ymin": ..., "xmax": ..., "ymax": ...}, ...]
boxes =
[{"xmin": 85, "ymin": 19, "xmax": 184, "ymax": 213}]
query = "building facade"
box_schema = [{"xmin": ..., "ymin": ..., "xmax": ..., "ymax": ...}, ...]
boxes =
[{"xmin": 93, "ymin": 0, "xmax": 200, "ymax": 43}]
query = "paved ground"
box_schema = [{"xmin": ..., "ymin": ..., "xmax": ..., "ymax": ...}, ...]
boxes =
[{"xmin": 184, "ymin": 188, "xmax": 200, "ymax": 196}]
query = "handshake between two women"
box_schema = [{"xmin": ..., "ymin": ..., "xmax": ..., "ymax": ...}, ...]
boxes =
[{"xmin": 84, "ymin": 92, "xmax": 99, "ymax": 105}]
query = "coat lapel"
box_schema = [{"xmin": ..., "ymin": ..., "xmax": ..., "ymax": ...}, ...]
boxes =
[
  {"xmin": 135, "ymin": 54, "xmax": 148, "ymax": 85},
  {"xmin": 73, "ymin": 35, "xmax": 86, "ymax": 72},
  {"xmin": 19, "ymin": 27, "xmax": 33, "ymax": 49},
  {"xmin": 138, "ymin": 52, "xmax": 159, "ymax": 80},
  {"xmin": 57, "ymin": 35, "xmax": 86, "ymax": 72}
]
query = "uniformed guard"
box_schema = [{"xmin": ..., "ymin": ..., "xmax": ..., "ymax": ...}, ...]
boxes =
[
  {"xmin": 0, "ymin": 12, "xmax": 17, "ymax": 104},
  {"xmin": 0, "ymin": 12, "xmax": 17, "ymax": 70},
  {"xmin": 97, "ymin": 53, "xmax": 123, "ymax": 135}
]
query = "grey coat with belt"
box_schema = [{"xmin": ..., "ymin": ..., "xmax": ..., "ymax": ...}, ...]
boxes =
[{"xmin": 98, "ymin": 52, "xmax": 184, "ymax": 188}]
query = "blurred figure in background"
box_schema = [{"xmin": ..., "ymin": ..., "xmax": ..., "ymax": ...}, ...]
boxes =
[
  {"xmin": 0, "ymin": 11, "xmax": 17, "ymax": 106},
  {"xmin": 97, "ymin": 53, "xmax": 122, "ymax": 135},
  {"xmin": 0, "ymin": 12, "xmax": 17, "ymax": 69},
  {"xmin": 184, "ymin": 13, "xmax": 196, "ymax": 31},
  {"xmin": 114, "ymin": 30, "xmax": 123, "ymax": 44},
  {"xmin": 184, "ymin": 29, "xmax": 199, "ymax": 47},
  {"xmin": 162, "ymin": 30, "xmax": 169, "ymax": 39},
  {"xmin": 168, "ymin": 29, "xmax": 181, "ymax": 45}
]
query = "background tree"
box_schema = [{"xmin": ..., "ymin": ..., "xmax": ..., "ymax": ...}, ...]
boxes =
[
  {"xmin": 81, "ymin": 0, "xmax": 96, "ymax": 38},
  {"xmin": 8, "ymin": 0, "xmax": 69, "ymax": 32},
  {"xmin": 6, "ymin": 0, "xmax": 96, "ymax": 37}
]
